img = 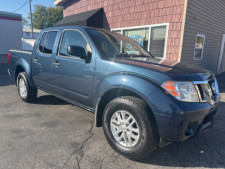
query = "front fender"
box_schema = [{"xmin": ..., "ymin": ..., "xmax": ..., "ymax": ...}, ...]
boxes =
[
  {"xmin": 15, "ymin": 58, "xmax": 36, "ymax": 88},
  {"xmin": 93, "ymin": 73, "xmax": 159, "ymax": 127},
  {"xmin": 96, "ymin": 74, "xmax": 158, "ymax": 102}
]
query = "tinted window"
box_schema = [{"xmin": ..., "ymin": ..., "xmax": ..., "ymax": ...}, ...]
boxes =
[
  {"xmin": 59, "ymin": 30, "xmax": 89, "ymax": 57},
  {"xmin": 150, "ymin": 26, "xmax": 166, "ymax": 58},
  {"xmin": 43, "ymin": 31, "xmax": 57, "ymax": 54},
  {"xmin": 39, "ymin": 32, "xmax": 47, "ymax": 52}
]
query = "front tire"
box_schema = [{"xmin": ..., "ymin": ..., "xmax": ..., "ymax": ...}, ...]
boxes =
[
  {"xmin": 103, "ymin": 96, "xmax": 158, "ymax": 161},
  {"xmin": 17, "ymin": 72, "xmax": 37, "ymax": 103}
]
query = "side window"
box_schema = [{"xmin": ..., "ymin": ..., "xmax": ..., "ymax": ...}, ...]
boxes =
[
  {"xmin": 39, "ymin": 32, "xmax": 47, "ymax": 52},
  {"xmin": 38, "ymin": 31, "xmax": 57, "ymax": 54},
  {"xmin": 194, "ymin": 34, "xmax": 205, "ymax": 60},
  {"xmin": 43, "ymin": 31, "xmax": 57, "ymax": 54},
  {"xmin": 59, "ymin": 30, "xmax": 90, "ymax": 57}
]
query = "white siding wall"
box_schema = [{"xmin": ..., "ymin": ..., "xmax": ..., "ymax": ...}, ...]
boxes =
[{"xmin": 0, "ymin": 19, "xmax": 23, "ymax": 54}]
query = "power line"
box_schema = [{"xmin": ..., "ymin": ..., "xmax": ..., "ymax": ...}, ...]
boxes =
[
  {"xmin": 11, "ymin": 0, "xmax": 29, "ymax": 13},
  {"xmin": 34, "ymin": 0, "xmax": 54, "ymax": 6}
]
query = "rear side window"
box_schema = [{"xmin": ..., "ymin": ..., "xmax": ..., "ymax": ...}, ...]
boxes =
[
  {"xmin": 39, "ymin": 32, "xmax": 47, "ymax": 52},
  {"xmin": 38, "ymin": 31, "xmax": 57, "ymax": 54}
]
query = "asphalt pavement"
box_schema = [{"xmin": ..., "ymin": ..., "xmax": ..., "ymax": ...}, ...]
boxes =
[{"xmin": 0, "ymin": 65, "xmax": 225, "ymax": 169}]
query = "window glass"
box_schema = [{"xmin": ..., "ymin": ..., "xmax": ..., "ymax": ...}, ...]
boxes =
[
  {"xmin": 124, "ymin": 28, "xmax": 149, "ymax": 51},
  {"xmin": 150, "ymin": 26, "xmax": 166, "ymax": 58},
  {"xmin": 43, "ymin": 31, "xmax": 57, "ymax": 54},
  {"xmin": 194, "ymin": 34, "xmax": 205, "ymax": 60},
  {"xmin": 196, "ymin": 36, "xmax": 204, "ymax": 48},
  {"xmin": 112, "ymin": 30, "xmax": 122, "ymax": 34},
  {"xmin": 87, "ymin": 29, "xmax": 154, "ymax": 62},
  {"xmin": 39, "ymin": 32, "xmax": 47, "ymax": 52},
  {"xmin": 59, "ymin": 30, "xmax": 89, "ymax": 57}
]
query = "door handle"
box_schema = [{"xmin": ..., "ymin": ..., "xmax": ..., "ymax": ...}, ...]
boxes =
[
  {"xmin": 53, "ymin": 61, "xmax": 61, "ymax": 66},
  {"xmin": 33, "ymin": 58, "xmax": 39, "ymax": 62}
]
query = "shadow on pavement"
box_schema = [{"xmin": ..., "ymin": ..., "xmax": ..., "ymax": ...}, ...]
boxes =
[{"xmin": 33, "ymin": 95, "xmax": 69, "ymax": 105}]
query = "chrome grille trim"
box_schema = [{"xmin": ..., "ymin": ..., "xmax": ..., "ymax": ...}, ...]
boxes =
[{"xmin": 193, "ymin": 79, "xmax": 220, "ymax": 105}]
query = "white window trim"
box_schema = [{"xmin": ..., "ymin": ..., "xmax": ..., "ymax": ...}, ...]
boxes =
[
  {"xmin": 111, "ymin": 23, "xmax": 169, "ymax": 61},
  {"xmin": 193, "ymin": 34, "xmax": 205, "ymax": 60}
]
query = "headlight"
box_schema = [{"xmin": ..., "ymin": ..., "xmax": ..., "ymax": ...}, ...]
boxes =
[{"xmin": 161, "ymin": 81, "xmax": 199, "ymax": 102}]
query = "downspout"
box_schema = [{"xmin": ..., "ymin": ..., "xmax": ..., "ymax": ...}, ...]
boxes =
[{"xmin": 176, "ymin": 0, "xmax": 188, "ymax": 64}]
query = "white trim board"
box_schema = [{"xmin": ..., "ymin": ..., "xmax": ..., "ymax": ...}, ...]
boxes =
[{"xmin": 217, "ymin": 34, "xmax": 225, "ymax": 73}]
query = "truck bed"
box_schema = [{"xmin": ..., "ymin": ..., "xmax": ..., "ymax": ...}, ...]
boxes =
[{"xmin": 9, "ymin": 49, "xmax": 32, "ymax": 67}]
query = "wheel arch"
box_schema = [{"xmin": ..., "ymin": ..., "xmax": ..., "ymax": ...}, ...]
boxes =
[
  {"xmin": 95, "ymin": 87, "xmax": 159, "ymax": 135},
  {"xmin": 15, "ymin": 65, "xmax": 25, "ymax": 83},
  {"xmin": 15, "ymin": 59, "xmax": 36, "ymax": 88}
]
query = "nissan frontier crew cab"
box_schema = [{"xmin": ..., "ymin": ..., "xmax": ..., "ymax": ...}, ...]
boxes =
[{"xmin": 8, "ymin": 26, "xmax": 220, "ymax": 160}]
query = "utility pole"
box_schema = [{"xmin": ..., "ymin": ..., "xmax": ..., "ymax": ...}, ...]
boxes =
[{"xmin": 29, "ymin": 0, "xmax": 34, "ymax": 39}]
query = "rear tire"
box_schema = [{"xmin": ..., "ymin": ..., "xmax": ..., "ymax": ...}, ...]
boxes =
[
  {"xmin": 17, "ymin": 72, "xmax": 37, "ymax": 103},
  {"xmin": 103, "ymin": 96, "xmax": 158, "ymax": 161}
]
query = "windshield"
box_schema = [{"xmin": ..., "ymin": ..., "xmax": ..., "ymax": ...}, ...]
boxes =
[{"xmin": 86, "ymin": 28, "xmax": 158, "ymax": 62}]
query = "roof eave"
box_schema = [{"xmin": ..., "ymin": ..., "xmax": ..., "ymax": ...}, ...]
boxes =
[{"xmin": 54, "ymin": 0, "xmax": 71, "ymax": 6}]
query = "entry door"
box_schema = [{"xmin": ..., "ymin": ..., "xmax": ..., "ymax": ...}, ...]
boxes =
[
  {"xmin": 48, "ymin": 30, "xmax": 94, "ymax": 107},
  {"xmin": 217, "ymin": 34, "xmax": 225, "ymax": 73}
]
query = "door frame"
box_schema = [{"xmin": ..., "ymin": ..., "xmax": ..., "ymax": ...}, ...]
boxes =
[{"xmin": 217, "ymin": 34, "xmax": 225, "ymax": 73}]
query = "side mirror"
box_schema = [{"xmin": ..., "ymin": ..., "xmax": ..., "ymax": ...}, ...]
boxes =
[{"xmin": 67, "ymin": 45, "xmax": 87, "ymax": 60}]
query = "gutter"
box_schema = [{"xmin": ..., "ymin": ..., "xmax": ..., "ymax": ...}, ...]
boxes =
[
  {"xmin": 175, "ymin": 0, "xmax": 188, "ymax": 65},
  {"xmin": 54, "ymin": 0, "xmax": 72, "ymax": 6}
]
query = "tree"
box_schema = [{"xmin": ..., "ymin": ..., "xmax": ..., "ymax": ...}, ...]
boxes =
[
  {"xmin": 22, "ymin": 17, "xmax": 29, "ymax": 28},
  {"xmin": 28, "ymin": 5, "xmax": 63, "ymax": 29}
]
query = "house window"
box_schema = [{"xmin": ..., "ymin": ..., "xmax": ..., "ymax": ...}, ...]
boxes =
[
  {"xmin": 113, "ymin": 30, "xmax": 122, "ymax": 34},
  {"xmin": 124, "ymin": 28, "xmax": 149, "ymax": 51},
  {"xmin": 194, "ymin": 34, "xmax": 205, "ymax": 60},
  {"xmin": 150, "ymin": 26, "xmax": 166, "ymax": 58},
  {"xmin": 111, "ymin": 24, "xmax": 168, "ymax": 60}
]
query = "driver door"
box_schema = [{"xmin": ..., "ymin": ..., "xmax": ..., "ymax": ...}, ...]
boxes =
[{"xmin": 48, "ymin": 29, "xmax": 95, "ymax": 107}]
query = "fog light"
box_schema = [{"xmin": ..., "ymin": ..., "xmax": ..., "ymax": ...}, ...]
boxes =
[{"xmin": 185, "ymin": 128, "xmax": 194, "ymax": 136}]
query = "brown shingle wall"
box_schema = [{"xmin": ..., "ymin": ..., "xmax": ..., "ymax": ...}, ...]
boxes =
[{"xmin": 63, "ymin": 0, "xmax": 185, "ymax": 64}]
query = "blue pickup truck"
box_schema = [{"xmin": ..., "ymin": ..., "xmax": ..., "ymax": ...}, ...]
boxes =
[{"xmin": 8, "ymin": 26, "xmax": 220, "ymax": 160}]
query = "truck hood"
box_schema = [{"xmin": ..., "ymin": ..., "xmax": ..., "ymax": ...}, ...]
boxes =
[{"xmin": 113, "ymin": 59, "xmax": 214, "ymax": 82}]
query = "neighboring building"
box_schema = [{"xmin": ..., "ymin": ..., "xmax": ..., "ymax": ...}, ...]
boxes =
[
  {"xmin": 23, "ymin": 28, "xmax": 41, "ymax": 39},
  {"xmin": 0, "ymin": 11, "xmax": 22, "ymax": 56},
  {"xmin": 22, "ymin": 28, "xmax": 41, "ymax": 51},
  {"xmin": 54, "ymin": 0, "xmax": 225, "ymax": 74}
]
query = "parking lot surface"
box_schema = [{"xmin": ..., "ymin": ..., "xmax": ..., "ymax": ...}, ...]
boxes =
[{"xmin": 0, "ymin": 65, "xmax": 225, "ymax": 169}]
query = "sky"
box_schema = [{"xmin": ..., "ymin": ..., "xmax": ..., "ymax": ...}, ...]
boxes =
[{"xmin": 0, "ymin": 0, "xmax": 56, "ymax": 19}]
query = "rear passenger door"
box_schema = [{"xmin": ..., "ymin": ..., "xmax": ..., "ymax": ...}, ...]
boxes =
[{"xmin": 32, "ymin": 31, "xmax": 58, "ymax": 91}]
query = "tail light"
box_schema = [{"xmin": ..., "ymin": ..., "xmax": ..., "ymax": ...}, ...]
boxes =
[{"xmin": 8, "ymin": 52, "xmax": 10, "ymax": 65}]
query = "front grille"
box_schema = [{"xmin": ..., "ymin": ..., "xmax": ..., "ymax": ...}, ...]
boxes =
[{"xmin": 194, "ymin": 78, "xmax": 219, "ymax": 105}]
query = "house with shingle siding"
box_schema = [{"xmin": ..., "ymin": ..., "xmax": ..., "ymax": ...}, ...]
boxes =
[{"xmin": 54, "ymin": 0, "xmax": 225, "ymax": 73}]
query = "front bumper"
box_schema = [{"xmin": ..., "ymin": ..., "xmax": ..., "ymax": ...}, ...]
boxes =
[{"xmin": 155, "ymin": 101, "xmax": 219, "ymax": 142}]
